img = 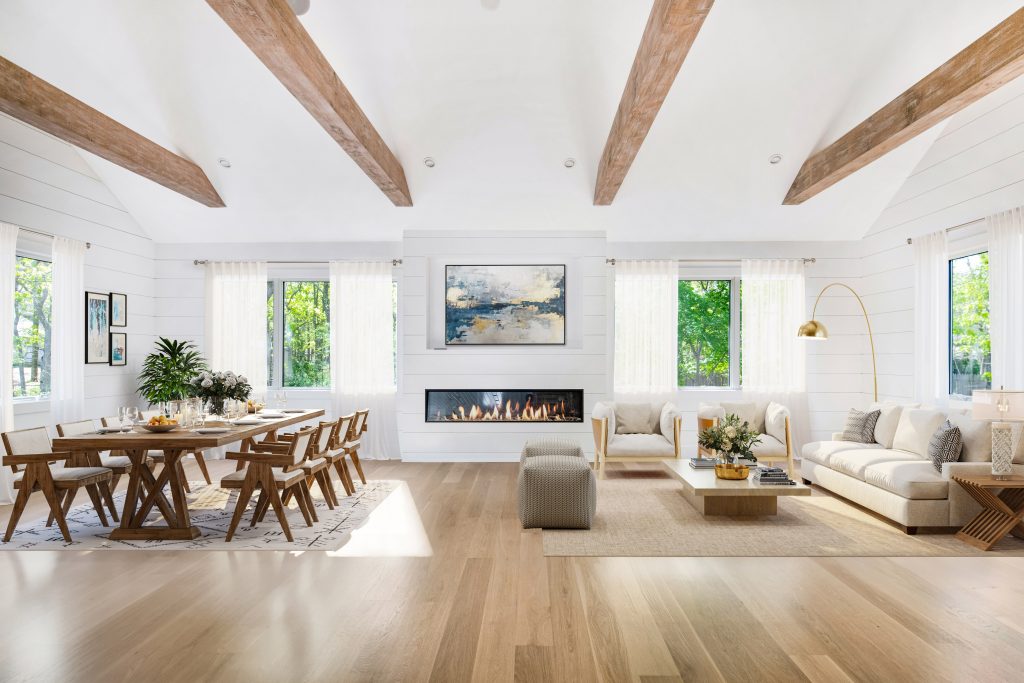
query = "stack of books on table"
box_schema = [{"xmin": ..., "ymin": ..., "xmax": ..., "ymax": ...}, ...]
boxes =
[
  {"xmin": 752, "ymin": 466, "xmax": 797, "ymax": 485},
  {"xmin": 688, "ymin": 457, "xmax": 720, "ymax": 469}
]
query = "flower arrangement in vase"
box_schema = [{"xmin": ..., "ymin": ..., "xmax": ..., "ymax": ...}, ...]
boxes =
[
  {"xmin": 190, "ymin": 370, "xmax": 252, "ymax": 416},
  {"xmin": 697, "ymin": 413, "xmax": 761, "ymax": 465}
]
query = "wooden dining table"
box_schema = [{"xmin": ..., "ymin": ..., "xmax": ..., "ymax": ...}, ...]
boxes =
[{"xmin": 53, "ymin": 409, "xmax": 325, "ymax": 541}]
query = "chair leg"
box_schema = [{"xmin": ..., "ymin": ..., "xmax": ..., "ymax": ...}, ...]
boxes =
[
  {"xmin": 334, "ymin": 460, "xmax": 353, "ymax": 496},
  {"xmin": 4, "ymin": 482, "xmax": 32, "ymax": 543},
  {"xmin": 315, "ymin": 470, "xmax": 336, "ymax": 509},
  {"xmin": 99, "ymin": 479, "xmax": 119, "ymax": 522},
  {"xmin": 293, "ymin": 485, "xmax": 313, "ymax": 526},
  {"xmin": 46, "ymin": 490, "xmax": 67, "ymax": 527},
  {"xmin": 225, "ymin": 470, "xmax": 259, "ymax": 542},
  {"xmin": 266, "ymin": 484, "xmax": 293, "ymax": 542},
  {"xmin": 193, "ymin": 451, "xmax": 212, "ymax": 485},
  {"xmin": 301, "ymin": 481, "xmax": 318, "ymax": 523},
  {"xmin": 85, "ymin": 484, "xmax": 109, "ymax": 527},
  {"xmin": 349, "ymin": 450, "xmax": 367, "ymax": 484},
  {"xmin": 250, "ymin": 490, "xmax": 268, "ymax": 527}
]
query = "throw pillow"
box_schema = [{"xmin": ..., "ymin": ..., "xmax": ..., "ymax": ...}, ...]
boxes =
[
  {"xmin": 719, "ymin": 401, "xmax": 765, "ymax": 434},
  {"xmin": 841, "ymin": 409, "xmax": 881, "ymax": 443},
  {"xmin": 928, "ymin": 419, "xmax": 963, "ymax": 472},
  {"xmin": 946, "ymin": 412, "xmax": 991, "ymax": 462},
  {"xmin": 659, "ymin": 402, "xmax": 680, "ymax": 444},
  {"xmin": 892, "ymin": 408, "xmax": 947, "ymax": 457},
  {"xmin": 868, "ymin": 402, "xmax": 918, "ymax": 448},
  {"xmin": 764, "ymin": 402, "xmax": 788, "ymax": 444},
  {"xmin": 614, "ymin": 402, "xmax": 652, "ymax": 434}
]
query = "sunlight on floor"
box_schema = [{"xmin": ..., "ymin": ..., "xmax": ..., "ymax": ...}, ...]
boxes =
[{"xmin": 328, "ymin": 482, "xmax": 433, "ymax": 557}]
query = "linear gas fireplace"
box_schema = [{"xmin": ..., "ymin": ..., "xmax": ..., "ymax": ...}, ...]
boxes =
[{"xmin": 425, "ymin": 389, "xmax": 584, "ymax": 422}]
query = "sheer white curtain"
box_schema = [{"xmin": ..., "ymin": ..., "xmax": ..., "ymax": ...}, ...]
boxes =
[
  {"xmin": 613, "ymin": 260, "xmax": 678, "ymax": 394},
  {"xmin": 330, "ymin": 261, "xmax": 399, "ymax": 459},
  {"xmin": 0, "ymin": 224, "xmax": 17, "ymax": 504},
  {"xmin": 51, "ymin": 236, "xmax": 86, "ymax": 424},
  {"xmin": 741, "ymin": 259, "xmax": 809, "ymax": 450},
  {"xmin": 913, "ymin": 230, "xmax": 949, "ymax": 403},
  {"xmin": 988, "ymin": 207, "xmax": 1024, "ymax": 389},
  {"xmin": 204, "ymin": 261, "xmax": 268, "ymax": 398}
]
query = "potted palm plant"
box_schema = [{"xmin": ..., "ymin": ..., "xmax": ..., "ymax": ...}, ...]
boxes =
[{"xmin": 137, "ymin": 337, "xmax": 208, "ymax": 405}]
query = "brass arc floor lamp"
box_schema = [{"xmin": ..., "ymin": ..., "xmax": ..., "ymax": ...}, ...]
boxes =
[{"xmin": 798, "ymin": 282, "xmax": 878, "ymax": 402}]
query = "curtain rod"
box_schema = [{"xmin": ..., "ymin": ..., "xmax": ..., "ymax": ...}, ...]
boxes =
[
  {"xmin": 193, "ymin": 258, "xmax": 402, "ymax": 266},
  {"xmin": 16, "ymin": 225, "xmax": 91, "ymax": 249},
  {"xmin": 906, "ymin": 217, "xmax": 984, "ymax": 245},
  {"xmin": 605, "ymin": 257, "xmax": 815, "ymax": 265}
]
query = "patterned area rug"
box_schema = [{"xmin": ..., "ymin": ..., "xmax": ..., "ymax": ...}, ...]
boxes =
[
  {"xmin": 0, "ymin": 480, "xmax": 400, "ymax": 550},
  {"xmin": 543, "ymin": 472, "xmax": 1024, "ymax": 557}
]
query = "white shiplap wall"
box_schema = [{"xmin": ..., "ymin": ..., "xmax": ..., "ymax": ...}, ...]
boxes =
[{"xmin": 0, "ymin": 113, "xmax": 156, "ymax": 428}]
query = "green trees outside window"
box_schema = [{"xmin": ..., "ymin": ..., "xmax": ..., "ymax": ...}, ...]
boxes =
[
  {"xmin": 678, "ymin": 280, "xmax": 732, "ymax": 387},
  {"xmin": 950, "ymin": 252, "xmax": 991, "ymax": 398},
  {"xmin": 266, "ymin": 280, "xmax": 331, "ymax": 388},
  {"xmin": 13, "ymin": 256, "xmax": 52, "ymax": 399}
]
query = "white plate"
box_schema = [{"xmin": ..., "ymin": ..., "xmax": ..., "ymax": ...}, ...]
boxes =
[
  {"xmin": 194, "ymin": 427, "xmax": 231, "ymax": 434},
  {"xmin": 96, "ymin": 427, "xmax": 122, "ymax": 434},
  {"xmin": 257, "ymin": 411, "xmax": 285, "ymax": 418},
  {"xmin": 232, "ymin": 418, "xmax": 263, "ymax": 425},
  {"xmin": 281, "ymin": 409, "xmax": 306, "ymax": 413}
]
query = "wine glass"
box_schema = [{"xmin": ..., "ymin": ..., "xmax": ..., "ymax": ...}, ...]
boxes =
[
  {"xmin": 274, "ymin": 389, "xmax": 287, "ymax": 409},
  {"xmin": 118, "ymin": 406, "xmax": 129, "ymax": 433},
  {"xmin": 126, "ymin": 407, "xmax": 140, "ymax": 431}
]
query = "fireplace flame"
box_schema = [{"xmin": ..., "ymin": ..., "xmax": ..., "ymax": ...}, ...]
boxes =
[{"xmin": 438, "ymin": 399, "xmax": 577, "ymax": 422}]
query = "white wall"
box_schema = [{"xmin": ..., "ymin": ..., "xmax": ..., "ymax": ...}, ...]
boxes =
[{"xmin": 0, "ymin": 113, "xmax": 156, "ymax": 429}]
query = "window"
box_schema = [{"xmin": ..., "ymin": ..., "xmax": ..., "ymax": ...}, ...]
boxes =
[
  {"xmin": 677, "ymin": 279, "xmax": 738, "ymax": 388},
  {"xmin": 12, "ymin": 255, "xmax": 52, "ymax": 400},
  {"xmin": 949, "ymin": 252, "xmax": 990, "ymax": 399},
  {"xmin": 267, "ymin": 280, "xmax": 331, "ymax": 388}
]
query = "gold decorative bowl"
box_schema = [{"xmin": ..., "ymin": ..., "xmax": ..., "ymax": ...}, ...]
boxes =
[{"xmin": 715, "ymin": 463, "xmax": 749, "ymax": 480}]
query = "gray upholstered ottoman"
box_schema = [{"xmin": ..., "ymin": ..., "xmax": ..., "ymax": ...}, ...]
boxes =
[{"xmin": 517, "ymin": 439, "xmax": 597, "ymax": 529}]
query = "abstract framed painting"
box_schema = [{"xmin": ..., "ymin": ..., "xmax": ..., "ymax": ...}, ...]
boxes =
[
  {"xmin": 85, "ymin": 291, "xmax": 110, "ymax": 364},
  {"xmin": 445, "ymin": 264, "xmax": 566, "ymax": 345},
  {"xmin": 109, "ymin": 292, "xmax": 127, "ymax": 327},
  {"xmin": 109, "ymin": 332, "xmax": 127, "ymax": 366}
]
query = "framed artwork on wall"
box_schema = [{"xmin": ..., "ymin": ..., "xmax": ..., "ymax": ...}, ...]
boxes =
[
  {"xmin": 85, "ymin": 291, "xmax": 110, "ymax": 363},
  {"xmin": 444, "ymin": 264, "xmax": 566, "ymax": 345},
  {"xmin": 110, "ymin": 292, "xmax": 127, "ymax": 327},
  {"xmin": 110, "ymin": 332, "xmax": 127, "ymax": 366}
]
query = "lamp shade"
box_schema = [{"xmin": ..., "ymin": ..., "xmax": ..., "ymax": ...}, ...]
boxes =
[
  {"xmin": 972, "ymin": 390, "xmax": 1024, "ymax": 421},
  {"xmin": 797, "ymin": 320, "xmax": 828, "ymax": 339}
]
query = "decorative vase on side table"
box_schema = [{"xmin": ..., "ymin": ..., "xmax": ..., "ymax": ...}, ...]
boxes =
[{"xmin": 972, "ymin": 389, "xmax": 1024, "ymax": 480}]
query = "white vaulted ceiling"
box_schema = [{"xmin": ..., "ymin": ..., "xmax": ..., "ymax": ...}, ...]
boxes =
[{"xmin": 0, "ymin": 0, "xmax": 1021, "ymax": 242}]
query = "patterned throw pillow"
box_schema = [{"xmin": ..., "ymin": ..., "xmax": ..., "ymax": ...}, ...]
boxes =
[
  {"xmin": 928, "ymin": 419, "xmax": 963, "ymax": 473},
  {"xmin": 841, "ymin": 409, "xmax": 881, "ymax": 443}
]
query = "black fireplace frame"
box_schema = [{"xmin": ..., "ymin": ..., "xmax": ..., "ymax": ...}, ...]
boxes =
[{"xmin": 424, "ymin": 389, "xmax": 584, "ymax": 423}]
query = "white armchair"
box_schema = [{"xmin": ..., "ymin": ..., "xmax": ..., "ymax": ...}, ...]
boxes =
[
  {"xmin": 697, "ymin": 400, "xmax": 795, "ymax": 476},
  {"xmin": 591, "ymin": 401, "xmax": 682, "ymax": 478}
]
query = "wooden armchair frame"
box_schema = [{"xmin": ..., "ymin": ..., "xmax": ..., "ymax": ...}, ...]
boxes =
[{"xmin": 591, "ymin": 414, "xmax": 682, "ymax": 479}]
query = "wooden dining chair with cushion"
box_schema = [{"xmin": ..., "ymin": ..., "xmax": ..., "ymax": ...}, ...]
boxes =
[
  {"xmin": 327, "ymin": 414, "xmax": 356, "ymax": 496},
  {"xmin": 2, "ymin": 426, "xmax": 113, "ymax": 543},
  {"xmin": 277, "ymin": 419, "xmax": 342, "ymax": 509},
  {"xmin": 344, "ymin": 409, "xmax": 370, "ymax": 485},
  {"xmin": 56, "ymin": 419, "xmax": 139, "ymax": 522},
  {"xmin": 219, "ymin": 426, "xmax": 318, "ymax": 542}
]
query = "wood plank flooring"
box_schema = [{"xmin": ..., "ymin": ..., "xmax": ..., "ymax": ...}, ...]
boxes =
[{"xmin": 1, "ymin": 460, "xmax": 1023, "ymax": 682}]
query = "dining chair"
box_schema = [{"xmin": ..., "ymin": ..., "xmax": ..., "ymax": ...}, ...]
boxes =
[
  {"xmin": 275, "ymin": 419, "xmax": 342, "ymax": 509},
  {"xmin": 220, "ymin": 426, "xmax": 318, "ymax": 542},
  {"xmin": 2, "ymin": 426, "xmax": 113, "ymax": 543},
  {"xmin": 330, "ymin": 414, "xmax": 357, "ymax": 495},
  {"xmin": 56, "ymin": 419, "xmax": 138, "ymax": 522},
  {"xmin": 344, "ymin": 409, "xmax": 370, "ymax": 485}
]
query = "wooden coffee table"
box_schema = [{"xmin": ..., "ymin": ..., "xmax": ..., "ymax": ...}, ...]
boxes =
[
  {"xmin": 951, "ymin": 474, "xmax": 1024, "ymax": 551},
  {"xmin": 662, "ymin": 460, "xmax": 810, "ymax": 516}
]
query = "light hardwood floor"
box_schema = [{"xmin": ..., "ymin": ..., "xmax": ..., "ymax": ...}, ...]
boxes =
[{"xmin": 2, "ymin": 460, "xmax": 1023, "ymax": 682}]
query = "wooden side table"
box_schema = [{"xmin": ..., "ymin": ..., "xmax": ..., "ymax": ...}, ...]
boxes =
[{"xmin": 951, "ymin": 474, "xmax": 1024, "ymax": 551}]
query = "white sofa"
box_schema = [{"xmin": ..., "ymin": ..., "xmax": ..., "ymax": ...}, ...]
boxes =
[
  {"xmin": 801, "ymin": 403, "xmax": 1024, "ymax": 533},
  {"xmin": 697, "ymin": 400, "xmax": 795, "ymax": 475},
  {"xmin": 591, "ymin": 401, "xmax": 682, "ymax": 477}
]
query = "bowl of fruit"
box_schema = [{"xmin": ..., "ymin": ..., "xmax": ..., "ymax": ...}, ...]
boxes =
[{"xmin": 141, "ymin": 415, "xmax": 179, "ymax": 433}]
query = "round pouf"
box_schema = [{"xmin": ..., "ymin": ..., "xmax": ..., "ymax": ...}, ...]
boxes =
[{"xmin": 517, "ymin": 439, "xmax": 597, "ymax": 529}]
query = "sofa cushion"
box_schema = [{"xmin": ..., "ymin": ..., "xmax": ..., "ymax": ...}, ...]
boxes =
[
  {"xmin": 801, "ymin": 440, "xmax": 881, "ymax": 468},
  {"xmin": 659, "ymin": 402, "xmax": 680, "ymax": 444},
  {"xmin": 752, "ymin": 434, "xmax": 787, "ymax": 459},
  {"xmin": 892, "ymin": 408, "xmax": 947, "ymax": 457},
  {"xmin": 945, "ymin": 412, "xmax": 991, "ymax": 462},
  {"xmin": 927, "ymin": 420, "xmax": 963, "ymax": 472},
  {"xmin": 830, "ymin": 449, "xmax": 918, "ymax": 480},
  {"xmin": 869, "ymin": 402, "xmax": 918, "ymax": 448},
  {"xmin": 720, "ymin": 400, "xmax": 766, "ymax": 434},
  {"xmin": 764, "ymin": 402, "xmax": 788, "ymax": 444},
  {"xmin": 862, "ymin": 460, "xmax": 949, "ymax": 500},
  {"xmin": 606, "ymin": 433, "xmax": 675, "ymax": 457},
  {"xmin": 593, "ymin": 402, "xmax": 616, "ymax": 436},
  {"xmin": 614, "ymin": 402, "xmax": 652, "ymax": 434},
  {"xmin": 841, "ymin": 409, "xmax": 881, "ymax": 443}
]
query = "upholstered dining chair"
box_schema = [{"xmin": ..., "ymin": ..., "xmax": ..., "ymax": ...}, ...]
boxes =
[
  {"xmin": 56, "ymin": 419, "xmax": 139, "ymax": 522},
  {"xmin": 2, "ymin": 426, "xmax": 113, "ymax": 543},
  {"xmin": 219, "ymin": 426, "xmax": 318, "ymax": 542},
  {"xmin": 328, "ymin": 414, "xmax": 357, "ymax": 496},
  {"xmin": 277, "ymin": 419, "xmax": 341, "ymax": 509},
  {"xmin": 344, "ymin": 409, "xmax": 370, "ymax": 485}
]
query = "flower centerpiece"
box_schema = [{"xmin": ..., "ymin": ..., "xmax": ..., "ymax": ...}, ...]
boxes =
[
  {"xmin": 697, "ymin": 413, "xmax": 762, "ymax": 465},
  {"xmin": 190, "ymin": 370, "xmax": 252, "ymax": 416}
]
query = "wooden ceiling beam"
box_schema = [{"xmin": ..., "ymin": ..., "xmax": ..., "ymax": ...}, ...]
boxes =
[
  {"xmin": 594, "ymin": 0, "xmax": 714, "ymax": 206},
  {"xmin": 0, "ymin": 56, "xmax": 224, "ymax": 207},
  {"xmin": 784, "ymin": 7, "xmax": 1024, "ymax": 205},
  {"xmin": 207, "ymin": 0, "xmax": 412, "ymax": 207}
]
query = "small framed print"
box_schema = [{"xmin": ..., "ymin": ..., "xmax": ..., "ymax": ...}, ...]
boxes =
[
  {"xmin": 109, "ymin": 292, "xmax": 127, "ymax": 327},
  {"xmin": 85, "ymin": 291, "xmax": 110, "ymax": 364},
  {"xmin": 109, "ymin": 332, "xmax": 127, "ymax": 366}
]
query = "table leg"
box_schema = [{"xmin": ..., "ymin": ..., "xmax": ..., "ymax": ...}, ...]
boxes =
[
  {"xmin": 111, "ymin": 448, "xmax": 199, "ymax": 541},
  {"xmin": 955, "ymin": 483, "xmax": 1024, "ymax": 551},
  {"xmin": 117, "ymin": 449, "xmax": 146, "ymax": 529}
]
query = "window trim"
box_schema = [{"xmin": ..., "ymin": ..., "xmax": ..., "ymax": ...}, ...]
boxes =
[
  {"xmin": 676, "ymin": 275, "xmax": 741, "ymax": 391},
  {"xmin": 947, "ymin": 249, "xmax": 990, "ymax": 402}
]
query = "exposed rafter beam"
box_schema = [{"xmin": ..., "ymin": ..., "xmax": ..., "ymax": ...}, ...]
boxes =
[
  {"xmin": 594, "ymin": 0, "xmax": 714, "ymax": 206},
  {"xmin": 0, "ymin": 56, "xmax": 224, "ymax": 207},
  {"xmin": 784, "ymin": 7, "xmax": 1024, "ymax": 205},
  {"xmin": 207, "ymin": 0, "xmax": 412, "ymax": 206}
]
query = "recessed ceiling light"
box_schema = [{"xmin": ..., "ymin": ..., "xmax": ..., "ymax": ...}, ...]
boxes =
[
  {"xmin": 423, "ymin": 157, "xmax": 436, "ymax": 168},
  {"xmin": 218, "ymin": 158, "xmax": 232, "ymax": 168},
  {"xmin": 768, "ymin": 154, "xmax": 783, "ymax": 165},
  {"xmin": 564, "ymin": 158, "xmax": 576, "ymax": 168}
]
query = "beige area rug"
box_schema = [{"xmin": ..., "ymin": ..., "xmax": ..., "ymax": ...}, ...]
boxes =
[
  {"xmin": 0, "ymin": 480, "xmax": 399, "ymax": 550},
  {"xmin": 543, "ymin": 472, "xmax": 1024, "ymax": 557}
]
